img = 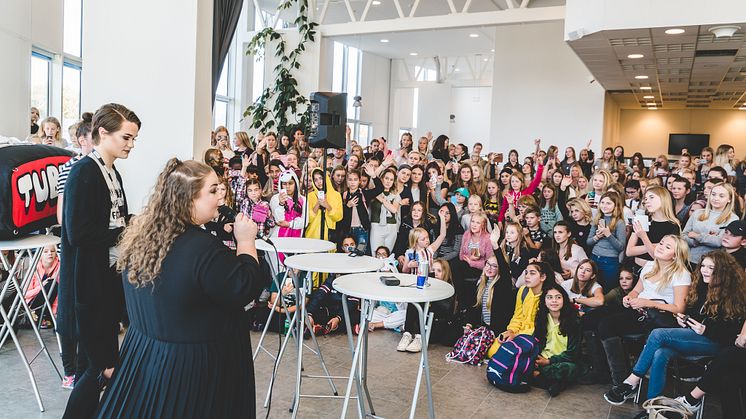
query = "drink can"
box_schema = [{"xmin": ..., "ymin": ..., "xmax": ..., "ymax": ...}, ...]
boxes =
[{"xmin": 416, "ymin": 259, "xmax": 429, "ymax": 289}]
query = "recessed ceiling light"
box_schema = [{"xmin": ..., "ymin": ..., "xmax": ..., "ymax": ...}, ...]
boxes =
[
  {"xmin": 665, "ymin": 28, "xmax": 685, "ymax": 35},
  {"xmin": 740, "ymin": 107, "xmax": 746, "ymax": 110},
  {"xmin": 469, "ymin": 33, "xmax": 479, "ymax": 38},
  {"xmin": 409, "ymin": 52, "xmax": 418, "ymax": 56},
  {"xmin": 648, "ymin": 107, "xmax": 658, "ymax": 110},
  {"xmin": 640, "ymin": 86, "xmax": 653, "ymax": 90},
  {"xmin": 627, "ymin": 54, "xmax": 644, "ymax": 59},
  {"xmin": 635, "ymin": 75, "xmax": 649, "ymax": 79},
  {"xmin": 483, "ymin": 58, "xmax": 489, "ymax": 62},
  {"xmin": 380, "ymin": 39, "xmax": 389, "ymax": 43},
  {"xmin": 372, "ymin": 0, "xmax": 381, "ymax": 5},
  {"xmin": 643, "ymin": 95, "xmax": 655, "ymax": 99},
  {"xmin": 454, "ymin": 68, "xmax": 461, "ymax": 72},
  {"xmin": 490, "ymin": 49, "xmax": 495, "ymax": 52}
]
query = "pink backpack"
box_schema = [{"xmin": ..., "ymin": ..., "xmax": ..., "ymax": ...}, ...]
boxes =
[{"xmin": 445, "ymin": 326, "xmax": 495, "ymax": 366}]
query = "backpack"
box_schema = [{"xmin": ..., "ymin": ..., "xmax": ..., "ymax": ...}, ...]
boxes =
[
  {"xmin": 445, "ymin": 326, "xmax": 495, "ymax": 366},
  {"xmin": 486, "ymin": 334, "xmax": 540, "ymax": 393}
]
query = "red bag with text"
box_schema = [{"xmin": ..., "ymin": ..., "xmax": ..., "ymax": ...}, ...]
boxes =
[{"xmin": 0, "ymin": 144, "xmax": 74, "ymax": 239}]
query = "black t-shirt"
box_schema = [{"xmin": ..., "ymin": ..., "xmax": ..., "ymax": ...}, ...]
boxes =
[
  {"xmin": 730, "ymin": 247, "xmax": 746, "ymax": 269},
  {"xmin": 636, "ymin": 220, "xmax": 681, "ymax": 261}
]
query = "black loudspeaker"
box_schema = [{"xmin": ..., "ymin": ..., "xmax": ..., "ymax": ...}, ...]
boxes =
[{"xmin": 308, "ymin": 92, "xmax": 347, "ymax": 149}]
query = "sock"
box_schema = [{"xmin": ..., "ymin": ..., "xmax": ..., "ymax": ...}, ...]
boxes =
[
  {"xmin": 622, "ymin": 378, "xmax": 638, "ymax": 389},
  {"xmin": 685, "ymin": 394, "xmax": 701, "ymax": 406}
]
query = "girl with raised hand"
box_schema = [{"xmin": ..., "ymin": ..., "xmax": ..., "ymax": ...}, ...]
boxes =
[
  {"xmin": 552, "ymin": 221, "xmax": 587, "ymax": 280},
  {"xmin": 587, "ymin": 191, "xmax": 627, "ymax": 291},
  {"xmin": 595, "ymin": 235, "xmax": 691, "ymax": 390},
  {"xmin": 269, "ymin": 169, "xmax": 306, "ymax": 239},
  {"xmin": 604, "ymin": 250, "xmax": 746, "ymax": 407},
  {"xmin": 497, "ymin": 139, "xmax": 544, "ymax": 222},
  {"xmin": 683, "ymin": 182, "xmax": 738, "ymax": 264},
  {"xmin": 531, "ymin": 284, "xmax": 583, "ymax": 397},
  {"xmin": 561, "ymin": 198, "xmax": 593, "ymax": 256},
  {"xmin": 465, "ymin": 250, "xmax": 516, "ymax": 339},
  {"xmin": 337, "ymin": 165, "xmax": 384, "ymax": 254},
  {"xmin": 560, "ymin": 259, "xmax": 604, "ymax": 313},
  {"xmin": 369, "ymin": 168, "xmax": 402, "ymax": 254},
  {"xmin": 625, "ymin": 185, "xmax": 681, "ymax": 271}
]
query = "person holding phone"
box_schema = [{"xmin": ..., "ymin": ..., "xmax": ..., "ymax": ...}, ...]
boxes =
[
  {"xmin": 587, "ymin": 191, "xmax": 627, "ymax": 291},
  {"xmin": 625, "ymin": 185, "xmax": 681, "ymax": 271},
  {"xmin": 604, "ymin": 250, "xmax": 746, "ymax": 407}
]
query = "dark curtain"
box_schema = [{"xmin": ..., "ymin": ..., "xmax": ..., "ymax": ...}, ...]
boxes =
[{"xmin": 212, "ymin": 0, "xmax": 243, "ymax": 106}]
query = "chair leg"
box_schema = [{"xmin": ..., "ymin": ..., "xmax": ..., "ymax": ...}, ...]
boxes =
[
  {"xmin": 634, "ymin": 376, "xmax": 643, "ymax": 404},
  {"xmin": 673, "ymin": 358, "xmax": 680, "ymax": 396}
]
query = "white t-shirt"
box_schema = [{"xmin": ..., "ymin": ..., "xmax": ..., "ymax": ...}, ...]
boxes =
[
  {"xmin": 637, "ymin": 261, "xmax": 692, "ymax": 304},
  {"xmin": 561, "ymin": 279, "xmax": 602, "ymax": 301}
]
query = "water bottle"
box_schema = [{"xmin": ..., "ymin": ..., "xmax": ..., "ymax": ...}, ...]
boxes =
[
  {"xmin": 416, "ymin": 258, "xmax": 429, "ymax": 289},
  {"xmin": 282, "ymin": 318, "xmax": 290, "ymax": 335}
]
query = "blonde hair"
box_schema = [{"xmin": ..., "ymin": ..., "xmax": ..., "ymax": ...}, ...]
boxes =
[
  {"xmin": 474, "ymin": 255, "xmax": 499, "ymax": 309},
  {"xmin": 38, "ymin": 116, "xmax": 64, "ymax": 146},
  {"xmin": 567, "ymin": 198, "xmax": 592, "ymax": 224},
  {"xmin": 643, "ymin": 235, "xmax": 690, "ymax": 291},
  {"xmin": 234, "ymin": 131, "xmax": 252, "ymax": 149},
  {"xmin": 118, "ymin": 159, "xmax": 213, "ymax": 286},
  {"xmin": 408, "ymin": 227, "xmax": 429, "ymax": 250},
  {"xmin": 698, "ymin": 182, "xmax": 736, "ymax": 225},
  {"xmin": 433, "ymin": 258, "xmax": 453, "ymax": 284},
  {"xmin": 592, "ymin": 170, "xmax": 612, "ymax": 192},
  {"xmin": 500, "ymin": 222, "xmax": 525, "ymax": 262},
  {"xmin": 713, "ymin": 144, "xmax": 733, "ymax": 168},
  {"xmin": 644, "ymin": 185, "xmax": 680, "ymax": 227}
]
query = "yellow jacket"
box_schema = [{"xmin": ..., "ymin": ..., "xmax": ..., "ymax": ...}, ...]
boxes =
[
  {"xmin": 305, "ymin": 168, "xmax": 343, "ymax": 240},
  {"xmin": 487, "ymin": 285, "xmax": 541, "ymax": 358}
]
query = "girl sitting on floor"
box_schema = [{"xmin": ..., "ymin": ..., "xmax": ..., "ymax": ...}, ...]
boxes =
[
  {"xmin": 24, "ymin": 244, "xmax": 60, "ymax": 328},
  {"xmin": 531, "ymin": 283, "xmax": 583, "ymax": 397}
]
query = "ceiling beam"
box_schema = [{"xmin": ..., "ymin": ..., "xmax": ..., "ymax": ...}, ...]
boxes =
[{"xmin": 318, "ymin": 6, "xmax": 565, "ymax": 37}]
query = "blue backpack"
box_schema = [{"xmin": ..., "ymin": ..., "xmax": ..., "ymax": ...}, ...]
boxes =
[{"xmin": 486, "ymin": 334, "xmax": 540, "ymax": 393}]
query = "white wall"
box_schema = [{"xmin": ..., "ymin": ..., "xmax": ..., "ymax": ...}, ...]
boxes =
[
  {"xmin": 490, "ymin": 21, "xmax": 605, "ymax": 158},
  {"xmin": 82, "ymin": 0, "xmax": 213, "ymax": 212},
  {"xmin": 0, "ymin": 1, "xmax": 31, "ymax": 138},
  {"xmin": 358, "ymin": 52, "xmax": 390, "ymax": 140},
  {"xmin": 30, "ymin": 0, "xmax": 63, "ymax": 52},
  {"xmin": 450, "ymin": 86, "xmax": 492, "ymax": 148}
]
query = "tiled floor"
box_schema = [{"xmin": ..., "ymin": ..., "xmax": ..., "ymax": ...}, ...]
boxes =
[{"xmin": 0, "ymin": 328, "xmax": 723, "ymax": 418}]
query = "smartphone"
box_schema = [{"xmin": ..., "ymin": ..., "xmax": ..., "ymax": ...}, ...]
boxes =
[
  {"xmin": 318, "ymin": 190, "xmax": 325, "ymax": 200},
  {"xmin": 380, "ymin": 276, "xmax": 400, "ymax": 286},
  {"xmin": 598, "ymin": 219, "xmax": 606, "ymax": 229},
  {"xmin": 633, "ymin": 213, "xmax": 650, "ymax": 232}
]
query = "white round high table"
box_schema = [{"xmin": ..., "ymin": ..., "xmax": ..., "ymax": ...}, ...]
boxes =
[
  {"xmin": 333, "ymin": 272, "xmax": 454, "ymax": 419},
  {"xmin": 268, "ymin": 253, "xmax": 383, "ymax": 419},
  {"xmin": 252, "ymin": 238, "xmax": 335, "ymax": 362},
  {"xmin": 0, "ymin": 234, "xmax": 63, "ymax": 412}
]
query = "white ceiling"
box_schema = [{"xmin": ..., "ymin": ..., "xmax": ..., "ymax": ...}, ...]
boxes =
[{"xmin": 569, "ymin": 24, "xmax": 746, "ymax": 110}]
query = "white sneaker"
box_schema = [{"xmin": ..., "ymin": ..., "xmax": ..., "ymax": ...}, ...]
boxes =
[
  {"xmin": 397, "ymin": 332, "xmax": 413, "ymax": 352},
  {"xmin": 674, "ymin": 396, "xmax": 702, "ymax": 414},
  {"xmin": 405, "ymin": 334, "xmax": 422, "ymax": 353}
]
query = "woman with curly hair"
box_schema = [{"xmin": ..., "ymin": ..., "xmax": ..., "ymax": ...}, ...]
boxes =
[
  {"xmin": 97, "ymin": 158, "xmax": 266, "ymax": 418},
  {"xmin": 604, "ymin": 250, "xmax": 746, "ymax": 407}
]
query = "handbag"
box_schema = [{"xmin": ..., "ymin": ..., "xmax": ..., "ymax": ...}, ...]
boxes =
[
  {"xmin": 641, "ymin": 396, "xmax": 693, "ymax": 418},
  {"xmin": 637, "ymin": 299, "xmax": 678, "ymax": 329}
]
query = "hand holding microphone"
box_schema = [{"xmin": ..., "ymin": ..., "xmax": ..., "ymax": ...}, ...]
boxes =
[{"xmin": 234, "ymin": 213, "xmax": 258, "ymax": 244}]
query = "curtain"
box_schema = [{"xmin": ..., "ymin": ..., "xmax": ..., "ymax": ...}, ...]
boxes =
[{"xmin": 212, "ymin": 0, "xmax": 243, "ymax": 106}]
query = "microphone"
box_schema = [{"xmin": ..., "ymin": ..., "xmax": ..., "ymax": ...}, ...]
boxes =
[
  {"xmin": 218, "ymin": 205, "xmax": 236, "ymax": 222},
  {"xmin": 217, "ymin": 205, "xmax": 272, "ymax": 244}
]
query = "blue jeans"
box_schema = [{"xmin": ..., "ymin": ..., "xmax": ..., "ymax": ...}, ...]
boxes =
[
  {"xmin": 631, "ymin": 327, "xmax": 721, "ymax": 399},
  {"xmin": 349, "ymin": 227, "xmax": 370, "ymax": 255},
  {"xmin": 591, "ymin": 254, "xmax": 620, "ymax": 292}
]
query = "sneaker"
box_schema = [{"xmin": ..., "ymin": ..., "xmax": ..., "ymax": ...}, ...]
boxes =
[
  {"xmin": 397, "ymin": 332, "xmax": 413, "ymax": 352},
  {"xmin": 405, "ymin": 334, "xmax": 422, "ymax": 353},
  {"xmin": 61, "ymin": 375, "xmax": 75, "ymax": 390},
  {"xmin": 603, "ymin": 383, "xmax": 637, "ymax": 405},
  {"xmin": 675, "ymin": 396, "xmax": 702, "ymax": 414}
]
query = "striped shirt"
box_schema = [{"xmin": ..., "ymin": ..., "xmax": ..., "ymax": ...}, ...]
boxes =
[
  {"xmin": 56, "ymin": 154, "xmax": 84, "ymax": 194},
  {"xmin": 481, "ymin": 278, "xmax": 497, "ymax": 326}
]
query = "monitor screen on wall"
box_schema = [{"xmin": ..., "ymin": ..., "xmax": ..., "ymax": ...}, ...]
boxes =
[{"xmin": 668, "ymin": 134, "xmax": 710, "ymax": 155}]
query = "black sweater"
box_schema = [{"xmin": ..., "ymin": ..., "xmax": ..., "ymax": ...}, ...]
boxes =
[
  {"xmin": 467, "ymin": 248, "xmax": 517, "ymax": 334},
  {"xmin": 337, "ymin": 177, "xmax": 384, "ymax": 236},
  {"xmin": 58, "ymin": 157, "xmax": 127, "ymax": 368},
  {"xmin": 688, "ymin": 281, "xmax": 746, "ymax": 346}
]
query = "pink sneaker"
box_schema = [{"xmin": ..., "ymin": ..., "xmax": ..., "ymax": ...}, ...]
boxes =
[{"xmin": 61, "ymin": 375, "xmax": 75, "ymax": 389}]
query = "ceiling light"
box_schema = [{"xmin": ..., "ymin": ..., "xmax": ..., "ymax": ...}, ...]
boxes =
[
  {"xmin": 648, "ymin": 107, "xmax": 658, "ymax": 110},
  {"xmin": 380, "ymin": 39, "xmax": 389, "ymax": 43},
  {"xmin": 647, "ymin": 102, "xmax": 657, "ymax": 106},
  {"xmin": 709, "ymin": 25, "xmax": 741, "ymax": 38},
  {"xmin": 627, "ymin": 54, "xmax": 644, "ymax": 59},
  {"xmin": 643, "ymin": 95, "xmax": 655, "ymax": 99},
  {"xmin": 483, "ymin": 58, "xmax": 489, "ymax": 62},
  {"xmin": 454, "ymin": 68, "xmax": 461, "ymax": 72},
  {"xmin": 469, "ymin": 33, "xmax": 479, "ymax": 38},
  {"xmin": 665, "ymin": 28, "xmax": 685, "ymax": 35},
  {"xmin": 372, "ymin": 0, "xmax": 381, "ymax": 5},
  {"xmin": 490, "ymin": 49, "xmax": 494, "ymax": 52},
  {"xmin": 409, "ymin": 52, "xmax": 418, "ymax": 56},
  {"xmin": 740, "ymin": 107, "xmax": 746, "ymax": 110},
  {"xmin": 640, "ymin": 86, "xmax": 653, "ymax": 90},
  {"xmin": 635, "ymin": 75, "xmax": 649, "ymax": 79}
]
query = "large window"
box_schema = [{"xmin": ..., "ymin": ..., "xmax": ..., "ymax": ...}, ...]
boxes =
[
  {"xmin": 213, "ymin": 45, "xmax": 233, "ymax": 129},
  {"xmin": 332, "ymin": 41, "xmax": 368, "ymax": 145},
  {"xmin": 62, "ymin": 63, "xmax": 82, "ymax": 142},
  {"xmin": 30, "ymin": 52, "xmax": 51, "ymax": 120},
  {"xmin": 63, "ymin": 0, "xmax": 82, "ymax": 57}
]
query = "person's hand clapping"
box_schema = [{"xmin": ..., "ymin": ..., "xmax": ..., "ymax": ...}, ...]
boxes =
[{"xmin": 233, "ymin": 213, "xmax": 258, "ymax": 243}]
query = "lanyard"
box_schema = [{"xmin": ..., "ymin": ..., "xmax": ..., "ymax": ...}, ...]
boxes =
[{"xmin": 89, "ymin": 150, "xmax": 126, "ymax": 228}]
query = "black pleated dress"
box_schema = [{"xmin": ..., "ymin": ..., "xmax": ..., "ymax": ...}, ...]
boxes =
[{"xmin": 96, "ymin": 226, "xmax": 267, "ymax": 418}]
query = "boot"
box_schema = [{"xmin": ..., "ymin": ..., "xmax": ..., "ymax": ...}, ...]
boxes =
[
  {"xmin": 579, "ymin": 331, "xmax": 611, "ymax": 385},
  {"xmin": 601, "ymin": 336, "xmax": 629, "ymax": 386}
]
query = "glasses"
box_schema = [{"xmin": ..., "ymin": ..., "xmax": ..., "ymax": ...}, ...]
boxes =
[
  {"xmin": 625, "ymin": 189, "xmax": 638, "ymax": 194},
  {"xmin": 485, "ymin": 262, "xmax": 498, "ymax": 269},
  {"xmin": 375, "ymin": 253, "xmax": 388, "ymax": 258},
  {"xmin": 216, "ymin": 136, "xmax": 228, "ymax": 141}
]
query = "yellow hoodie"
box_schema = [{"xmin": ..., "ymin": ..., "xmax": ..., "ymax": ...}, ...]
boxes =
[
  {"xmin": 486, "ymin": 285, "xmax": 542, "ymax": 358},
  {"xmin": 305, "ymin": 168, "xmax": 343, "ymax": 240}
]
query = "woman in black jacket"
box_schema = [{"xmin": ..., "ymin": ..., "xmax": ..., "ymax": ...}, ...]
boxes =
[
  {"xmin": 393, "ymin": 201, "xmax": 436, "ymax": 260},
  {"xmin": 336, "ymin": 165, "xmax": 383, "ymax": 255},
  {"xmin": 59, "ymin": 103, "xmax": 141, "ymax": 418},
  {"xmin": 604, "ymin": 250, "xmax": 746, "ymax": 405}
]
